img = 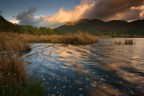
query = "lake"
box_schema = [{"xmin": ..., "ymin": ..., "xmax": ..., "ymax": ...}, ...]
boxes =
[{"xmin": 22, "ymin": 38, "xmax": 144, "ymax": 96}]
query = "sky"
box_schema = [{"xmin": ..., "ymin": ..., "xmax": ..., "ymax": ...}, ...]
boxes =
[{"xmin": 0, "ymin": 0, "xmax": 144, "ymax": 28}]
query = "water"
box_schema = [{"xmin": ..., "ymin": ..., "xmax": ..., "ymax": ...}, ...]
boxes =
[{"xmin": 23, "ymin": 38, "xmax": 144, "ymax": 96}]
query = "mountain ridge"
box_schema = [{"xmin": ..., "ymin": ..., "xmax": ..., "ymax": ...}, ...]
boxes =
[
  {"xmin": 55, "ymin": 18, "xmax": 144, "ymax": 36},
  {"xmin": 0, "ymin": 15, "xmax": 144, "ymax": 36}
]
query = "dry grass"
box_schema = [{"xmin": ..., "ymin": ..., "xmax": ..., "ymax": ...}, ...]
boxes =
[
  {"xmin": 0, "ymin": 32, "xmax": 30, "ymax": 85},
  {"xmin": 124, "ymin": 39, "xmax": 134, "ymax": 45},
  {"xmin": 0, "ymin": 55, "xmax": 26, "ymax": 83},
  {"xmin": 21, "ymin": 32, "xmax": 98, "ymax": 44},
  {"xmin": 0, "ymin": 32, "xmax": 33, "ymax": 96},
  {"xmin": 0, "ymin": 33, "xmax": 30, "ymax": 52},
  {"xmin": 115, "ymin": 39, "xmax": 134, "ymax": 45},
  {"xmin": 0, "ymin": 32, "xmax": 97, "ymax": 95},
  {"xmin": 0, "ymin": 55, "xmax": 26, "ymax": 96},
  {"xmin": 74, "ymin": 32, "xmax": 98, "ymax": 44}
]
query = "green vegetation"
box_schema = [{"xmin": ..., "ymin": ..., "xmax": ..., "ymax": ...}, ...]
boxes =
[
  {"xmin": 24, "ymin": 82, "xmax": 45, "ymax": 96},
  {"xmin": 1, "ymin": 15, "xmax": 144, "ymax": 37},
  {"xmin": 56, "ymin": 19, "xmax": 144, "ymax": 37},
  {"xmin": 0, "ymin": 15, "xmax": 57, "ymax": 35}
]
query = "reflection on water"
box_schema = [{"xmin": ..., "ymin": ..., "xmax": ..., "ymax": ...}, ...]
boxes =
[{"xmin": 23, "ymin": 38, "xmax": 144, "ymax": 96}]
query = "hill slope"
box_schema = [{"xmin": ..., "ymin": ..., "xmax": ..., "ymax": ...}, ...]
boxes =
[
  {"xmin": 1, "ymin": 15, "xmax": 144, "ymax": 36},
  {"xmin": 55, "ymin": 19, "xmax": 144, "ymax": 36},
  {"xmin": 0, "ymin": 15, "xmax": 56, "ymax": 35},
  {"xmin": 0, "ymin": 15, "xmax": 17, "ymax": 32}
]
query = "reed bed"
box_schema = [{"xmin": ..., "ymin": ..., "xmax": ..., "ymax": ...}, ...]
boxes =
[
  {"xmin": 0, "ymin": 32, "xmax": 44, "ymax": 96},
  {"xmin": 115, "ymin": 39, "xmax": 134, "ymax": 45},
  {"xmin": 124, "ymin": 39, "xmax": 134, "ymax": 45},
  {"xmin": 0, "ymin": 33, "xmax": 26, "ymax": 96},
  {"xmin": 21, "ymin": 32, "xmax": 98, "ymax": 44},
  {"xmin": 0, "ymin": 33, "xmax": 30, "ymax": 52}
]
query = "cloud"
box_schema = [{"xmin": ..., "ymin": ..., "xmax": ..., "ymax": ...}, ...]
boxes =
[
  {"xmin": 9, "ymin": 19, "xmax": 20, "ymax": 24},
  {"xmin": 14, "ymin": 1, "xmax": 95, "ymax": 28},
  {"xmin": 15, "ymin": 7, "xmax": 39, "ymax": 25},
  {"xmin": 82, "ymin": 0, "xmax": 144, "ymax": 21},
  {"xmin": 15, "ymin": 0, "xmax": 144, "ymax": 28},
  {"xmin": 108, "ymin": 6, "xmax": 144, "ymax": 21},
  {"xmin": 41, "ymin": 0, "xmax": 95, "ymax": 27}
]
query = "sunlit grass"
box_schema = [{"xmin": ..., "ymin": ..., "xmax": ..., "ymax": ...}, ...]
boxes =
[
  {"xmin": 21, "ymin": 32, "xmax": 98, "ymax": 44},
  {"xmin": 0, "ymin": 33, "xmax": 30, "ymax": 52}
]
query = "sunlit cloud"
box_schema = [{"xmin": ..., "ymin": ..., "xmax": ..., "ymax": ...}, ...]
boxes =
[
  {"xmin": 14, "ymin": 0, "xmax": 144, "ymax": 28},
  {"xmin": 131, "ymin": 6, "xmax": 144, "ymax": 18},
  {"xmin": 34, "ymin": 0, "xmax": 95, "ymax": 28},
  {"xmin": 48, "ymin": 0, "xmax": 94, "ymax": 22},
  {"xmin": 9, "ymin": 19, "xmax": 20, "ymax": 24},
  {"xmin": 107, "ymin": 5, "xmax": 144, "ymax": 21}
]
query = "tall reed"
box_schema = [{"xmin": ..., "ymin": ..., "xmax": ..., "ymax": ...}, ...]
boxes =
[
  {"xmin": 115, "ymin": 39, "xmax": 134, "ymax": 45},
  {"xmin": 21, "ymin": 32, "xmax": 98, "ymax": 44},
  {"xmin": 0, "ymin": 33, "xmax": 30, "ymax": 52},
  {"xmin": 0, "ymin": 32, "xmax": 44, "ymax": 96}
]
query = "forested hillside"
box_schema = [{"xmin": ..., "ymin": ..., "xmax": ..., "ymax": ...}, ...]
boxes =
[
  {"xmin": 56, "ymin": 19, "xmax": 144, "ymax": 37},
  {"xmin": 1, "ymin": 15, "xmax": 144, "ymax": 37},
  {"xmin": 0, "ymin": 15, "xmax": 57, "ymax": 35}
]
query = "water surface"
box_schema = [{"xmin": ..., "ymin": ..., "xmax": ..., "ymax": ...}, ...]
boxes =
[{"xmin": 23, "ymin": 38, "xmax": 144, "ymax": 96}]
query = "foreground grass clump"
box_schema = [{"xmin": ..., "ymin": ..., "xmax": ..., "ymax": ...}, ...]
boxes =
[
  {"xmin": 0, "ymin": 57, "xmax": 45, "ymax": 96},
  {"xmin": 0, "ymin": 33, "xmax": 44, "ymax": 96},
  {"xmin": 24, "ymin": 82, "xmax": 45, "ymax": 96},
  {"xmin": 0, "ymin": 55, "xmax": 26, "ymax": 96},
  {"xmin": 21, "ymin": 32, "xmax": 98, "ymax": 44}
]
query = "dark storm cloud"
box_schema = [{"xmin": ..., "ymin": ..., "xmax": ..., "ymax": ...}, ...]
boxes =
[
  {"xmin": 16, "ymin": 7, "xmax": 39, "ymax": 25},
  {"xmin": 82, "ymin": 0, "xmax": 144, "ymax": 20},
  {"xmin": 119, "ymin": 9, "xmax": 141, "ymax": 21}
]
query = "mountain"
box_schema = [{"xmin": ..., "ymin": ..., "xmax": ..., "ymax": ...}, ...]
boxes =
[
  {"xmin": 0, "ymin": 15, "xmax": 56, "ymax": 35},
  {"xmin": 1, "ymin": 15, "xmax": 144, "ymax": 36},
  {"xmin": 0, "ymin": 15, "xmax": 12, "ymax": 25},
  {"xmin": 55, "ymin": 19, "xmax": 144, "ymax": 36},
  {"xmin": 0, "ymin": 15, "xmax": 17, "ymax": 32}
]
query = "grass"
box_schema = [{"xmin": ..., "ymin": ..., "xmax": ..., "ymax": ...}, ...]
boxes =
[
  {"xmin": 0, "ymin": 33, "xmax": 31, "ymax": 52},
  {"xmin": 115, "ymin": 39, "xmax": 134, "ymax": 45},
  {"xmin": 0, "ymin": 32, "xmax": 44, "ymax": 96},
  {"xmin": 24, "ymin": 82, "xmax": 45, "ymax": 96},
  {"xmin": 124, "ymin": 39, "xmax": 134, "ymax": 45},
  {"xmin": 0, "ymin": 32, "xmax": 98, "ymax": 95},
  {"xmin": 0, "ymin": 55, "xmax": 26, "ymax": 96},
  {"xmin": 21, "ymin": 32, "xmax": 98, "ymax": 44}
]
